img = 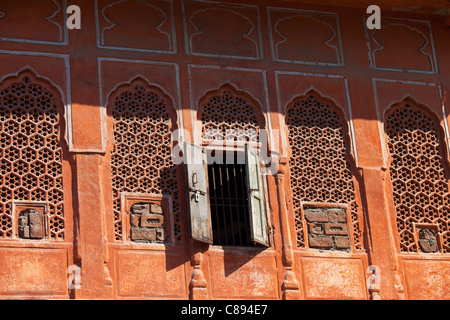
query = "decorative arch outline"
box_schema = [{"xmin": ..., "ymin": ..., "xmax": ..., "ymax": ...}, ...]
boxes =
[
  {"xmin": 284, "ymin": 89, "xmax": 363, "ymax": 251},
  {"xmin": 105, "ymin": 76, "xmax": 182, "ymax": 242},
  {"xmin": 384, "ymin": 97, "xmax": 450, "ymax": 253},
  {"xmin": 197, "ymin": 82, "xmax": 267, "ymax": 147},
  {"xmin": 284, "ymin": 89, "xmax": 355, "ymax": 164},
  {"xmin": 0, "ymin": 67, "xmax": 68, "ymax": 240}
]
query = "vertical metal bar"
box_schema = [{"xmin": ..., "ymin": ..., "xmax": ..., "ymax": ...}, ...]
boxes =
[
  {"xmin": 231, "ymin": 157, "xmax": 243, "ymax": 246},
  {"xmin": 238, "ymin": 162, "xmax": 250, "ymax": 246},
  {"xmin": 225, "ymin": 162, "xmax": 235, "ymax": 246},
  {"xmin": 218, "ymin": 162, "xmax": 228, "ymax": 245},
  {"xmin": 209, "ymin": 162, "xmax": 219, "ymax": 245},
  {"xmin": 207, "ymin": 151, "xmax": 259, "ymax": 247}
]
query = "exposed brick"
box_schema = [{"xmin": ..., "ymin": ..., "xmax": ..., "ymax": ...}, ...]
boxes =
[
  {"xmin": 419, "ymin": 239, "xmax": 438, "ymax": 253},
  {"xmin": 140, "ymin": 214, "xmax": 164, "ymax": 228},
  {"xmin": 327, "ymin": 209, "xmax": 346, "ymax": 223},
  {"xmin": 150, "ymin": 204, "xmax": 163, "ymax": 214},
  {"xmin": 308, "ymin": 235, "xmax": 333, "ymax": 249},
  {"xmin": 28, "ymin": 210, "xmax": 44, "ymax": 239},
  {"xmin": 130, "ymin": 214, "xmax": 140, "ymax": 227},
  {"xmin": 304, "ymin": 209, "xmax": 329, "ymax": 222},
  {"xmin": 325, "ymin": 223, "xmax": 348, "ymax": 235},
  {"xmin": 131, "ymin": 203, "xmax": 150, "ymax": 214},
  {"xmin": 335, "ymin": 236, "xmax": 351, "ymax": 249},
  {"xmin": 308, "ymin": 223, "xmax": 323, "ymax": 235},
  {"xmin": 156, "ymin": 228, "xmax": 165, "ymax": 242},
  {"xmin": 418, "ymin": 229, "xmax": 438, "ymax": 253},
  {"xmin": 18, "ymin": 214, "xmax": 28, "ymax": 226},
  {"xmin": 130, "ymin": 227, "xmax": 157, "ymax": 241},
  {"xmin": 18, "ymin": 225, "xmax": 30, "ymax": 239}
]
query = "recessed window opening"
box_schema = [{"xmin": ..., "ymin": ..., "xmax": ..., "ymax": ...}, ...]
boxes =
[
  {"xmin": 185, "ymin": 142, "xmax": 269, "ymax": 247},
  {"xmin": 207, "ymin": 150, "xmax": 256, "ymax": 247}
]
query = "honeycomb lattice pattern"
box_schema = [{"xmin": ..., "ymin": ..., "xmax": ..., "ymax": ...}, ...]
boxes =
[
  {"xmin": 200, "ymin": 86, "xmax": 261, "ymax": 143},
  {"xmin": 110, "ymin": 83, "xmax": 180, "ymax": 241},
  {"xmin": 386, "ymin": 102, "xmax": 450, "ymax": 253},
  {"xmin": 286, "ymin": 92, "xmax": 362, "ymax": 250},
  {"xmin": 0, "ymin": 74, "xmax": 65, "ymax": 239}
]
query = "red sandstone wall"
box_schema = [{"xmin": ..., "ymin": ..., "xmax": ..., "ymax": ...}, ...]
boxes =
[{"xmin": 0, "ymin": 0, "xmax": 449, "ymax": 300}]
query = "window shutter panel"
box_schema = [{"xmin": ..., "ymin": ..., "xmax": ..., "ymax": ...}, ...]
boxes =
[
  {"xmin": 245, "ymin": 144, "xmax": 269, "ymax": 247},
  {"xmin": 184, "ymin": 142, "xmax": 213, "ymax": 244}
]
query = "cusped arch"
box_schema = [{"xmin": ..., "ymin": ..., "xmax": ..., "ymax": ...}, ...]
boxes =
[
  {"xmin": 284, "ymin": 89, "xmax": 353, "ymax": 162},
  {"xmin": 384, "ymin": 96, "xmax": 440, "ymax": 121},
  {"xmin": 106, "ymin": 76, "xmax": 181, "ymax": 242},
  {"xmin": 284, "ymin": 89, "xmax": 362, "ymax": 250},
  {"xmin": 0, "ymin": 0, "xmax": 62, "ymax": 42},
  {"xmin": 384, "ymin": 97, "xmax": 450, "ymax": 253},
  {"xmin": 106, "ymin": 76, "xmax": 178, "ymax": 137},
  {"xmin": 197, "ymin": 83, "xmax": 266, "ymax": 144},
  {"xmin": 0, "ymin": 68, "xmax": 67, "ymax": 142},
  {"xmin": 285, "ymin": 89, "xmax": 347, "ymax": 122},
  {"xmin": 0, "ymin": 68, "xmax": 67, "ymax": 240},
  {"xmin": 384, "ymin": 97, "xmax": 449, "ymax": 167},
  {"xmin": 275, "ymin": 16, "xmax": 337, "ymax": 63}
]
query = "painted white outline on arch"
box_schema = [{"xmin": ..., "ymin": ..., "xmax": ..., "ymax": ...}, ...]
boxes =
[
  {"xmin": 95, "ymin": 0, "xmax": 177, "ymax": 54},
  {"xmin": 186, "ymin": 64, "xmax": 274, "ymax": 155},
  {"xmin": 0, "ymin": 0, "xmax": 68, "ymax": 45},
  {"xmin": 181, "ymin": 0, "xmax": 263, "ymax": 60},
  {"xmin": 372, "ymin": 78, "xmax": 448, "ymax": 169},
  {"xmin": 98, "ymin": 57, "xmax": 184, "ymax": 153},
  {"xmin": 274, "ymin": 70, "xmax": 358, "ymax": 167},
  {"xmin": 267, "ymin": 7, "xmax": 345, "ymax": 67},
  {"xmin": 188, "ymin": 7, "xmax": 259, "ymax": 59},
  {"xmin": 0, "ymin": 51, "xmax": 73, "ymax": 152},
  {"xmin": 364, "ymin": 16, "xmax": 438, "ymax": 74}
]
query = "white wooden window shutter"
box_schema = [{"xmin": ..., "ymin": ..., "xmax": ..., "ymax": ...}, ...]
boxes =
[
  {"xmin": 184, "ymin": 142, "xmax": 213, "ymax": 244},
  {"xmin": 245, "ymin": 144, "xmax": 270, "ymax": 247}
]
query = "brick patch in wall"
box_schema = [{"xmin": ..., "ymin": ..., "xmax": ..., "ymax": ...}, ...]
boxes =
[
  {"xmin": 304, "ymin": 207, "xmax": 351, "ymax": 252},
  {"xmin": 18, "ymin": 209, "xmax": 45, "ymax": 239},
  {"xmin": 413, "ymin": 223, "xmax": 442, "ymax": 253},
  {"xmin": 129, "ymin": 203, "xmax": 166, "ymax": 243}
]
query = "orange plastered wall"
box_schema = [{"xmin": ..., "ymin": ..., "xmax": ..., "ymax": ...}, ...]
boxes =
[{"xmin": 0, "ymin": 0, "xmax": 449, "ymax": 300}]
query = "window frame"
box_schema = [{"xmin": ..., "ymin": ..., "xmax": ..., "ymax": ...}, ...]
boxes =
[{"xmin": 184, "ymin": 142, "xmax": 270, "ymax": 247}]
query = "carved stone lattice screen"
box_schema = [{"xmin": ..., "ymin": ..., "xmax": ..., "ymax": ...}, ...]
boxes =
[
  {"xmin": 385, "ymin": 101, "xmax": 450, "ymax": 253},
  {"xmin": 285, "ymin": 92, "xmax": 362, "ymax": 250},
  {"xmin": 199, "ymin": 85, "xmax": 263, "ymax": 143},
  {"xmin": 109, "ymin": 82, "xmax": 180, "ymax": 242},
  {"xmin": 0, "ymin": 72, "xmax": 65, "ymax": 240}
]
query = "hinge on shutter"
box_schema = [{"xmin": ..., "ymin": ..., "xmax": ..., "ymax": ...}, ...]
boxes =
[{"xmin": 189, "ymin": 189, "xmax": 207, "ymax": 202}]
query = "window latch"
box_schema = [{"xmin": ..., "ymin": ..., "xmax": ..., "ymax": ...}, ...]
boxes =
[
  {"xmin": 190, "ymin": 171, "xmax": 206, "ymax": 202},
  {"xmin": 195, "ymin": 191, "xmax": 200, "ymax": 202},
  {"xmin": 191, "ymin": 190, "xmax": 205, "ymax": 203},
  {"xmin": 189, "ymin": 188, "xmax": 206, "ymax": 202}
]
